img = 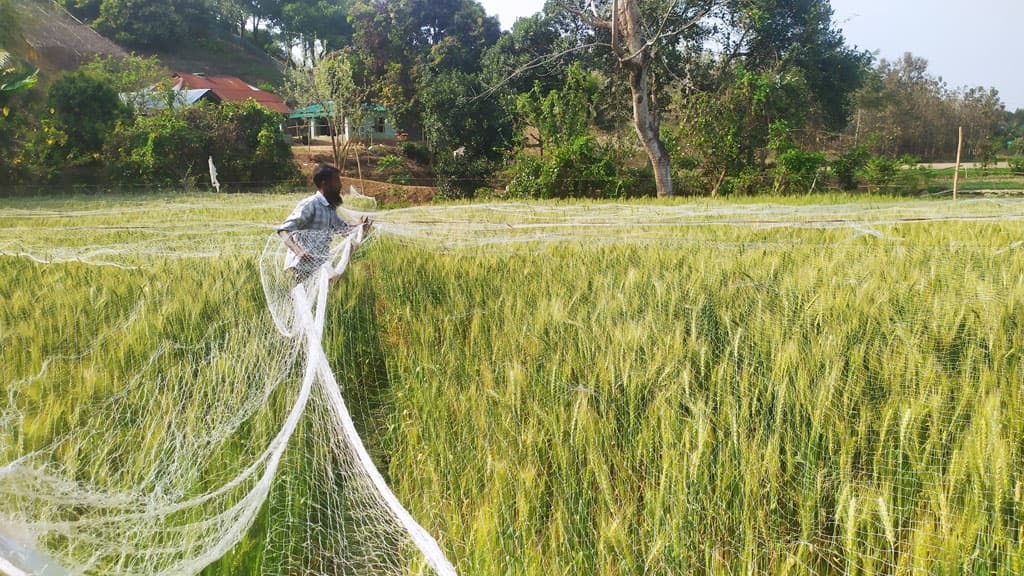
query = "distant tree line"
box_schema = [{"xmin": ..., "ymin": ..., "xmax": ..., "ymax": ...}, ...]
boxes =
[{"xmin": 3, "ymin": 0, "xmax": 1020, "ymax": 195}]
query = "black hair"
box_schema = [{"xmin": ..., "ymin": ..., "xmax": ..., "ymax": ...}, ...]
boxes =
[{"xmin": 312, "ymin": 163, "xmax": 341, "ymax": 188}]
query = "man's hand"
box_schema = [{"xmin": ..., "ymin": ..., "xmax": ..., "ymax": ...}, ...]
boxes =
[{"xmin": 358, "ymin": 215, "xmax": 374, "ymax": 232}]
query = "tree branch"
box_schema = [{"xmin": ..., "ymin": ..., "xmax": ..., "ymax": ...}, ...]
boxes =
[{"xmin": 470, "ymin": 41, "xmax": 610, "ymax": 103}]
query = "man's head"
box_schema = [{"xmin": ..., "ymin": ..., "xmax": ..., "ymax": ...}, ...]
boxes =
[{"xmin": 312, "ymin": 163, "xmax": 342, "ymax": 206}]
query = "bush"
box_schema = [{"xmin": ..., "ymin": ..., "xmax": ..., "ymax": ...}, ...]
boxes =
[
  {"xmin": 831, "ymin": 145, "xmax": 870, "ymax": 191},
  {"xmin": 1009, "ymin": 141, "xmax": 1024, "ymax": 175},
  {"xmin": 399, "ymin": 141, "xmax": 430, "ymax": 165},
  {"xmin": 377, "ymin": 154, "xmax": 402, "ymax": 172},
  {"xmin": 1010, "ymin": 156, "xmax": 1024, "ymax": 175},
  {"xmin": 863, "ymin": 156, "xmax": 899, "ymax": 193},
  {"xmin": 434, "ymin": 154, "xmax": 495, "ymax": 200},
  {"xmin": 773, "ymin": 148, "xmax": 827, "ymax": 193},
  {"xmin": 47, "ymin": 70, "xmax": 129, "ymax": 162},
  {"xmin": 106, "ymin": 100, "xmax": 298, "ymax": 189},
  {"xmin": 504, "ymin": 136, "xmax": 643, "ymax": 199}
]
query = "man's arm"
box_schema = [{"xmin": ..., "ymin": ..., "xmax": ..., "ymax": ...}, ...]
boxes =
[
  {"xmin": 277, "ymin": 200, "xmax": 314, "ymax": 260},
  {"xmin": 278, "ymin": 230, "xmax": 311, "ymax": 261}
]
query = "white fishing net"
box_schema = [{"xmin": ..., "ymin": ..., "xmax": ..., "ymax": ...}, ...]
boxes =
[{"xmin": 1, "ymin": 195, "xmax": 1024, "ymax": 575}]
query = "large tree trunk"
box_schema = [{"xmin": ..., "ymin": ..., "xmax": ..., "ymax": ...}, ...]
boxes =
[
  {"xmin": 627, "ymin": 66, "xmax": 673, "ymax": 197},
  {"xmin": 619, "ymin": 0, "xmax": 674, "ymax": 197}
]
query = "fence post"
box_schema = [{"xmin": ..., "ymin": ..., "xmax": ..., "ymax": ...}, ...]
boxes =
[{"xmin": 953, "ymin": 126, "xmax": 963, "ymax": 201}]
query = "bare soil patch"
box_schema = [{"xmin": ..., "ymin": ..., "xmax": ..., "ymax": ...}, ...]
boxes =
[{"xmin": 292, "ymin": 141, "xmax": 437, "ymax": 206}]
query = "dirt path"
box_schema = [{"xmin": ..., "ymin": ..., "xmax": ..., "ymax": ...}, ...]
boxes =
[{"xmin": 923, "ymin": 161, "xmax": 1008, "ymax": 170}]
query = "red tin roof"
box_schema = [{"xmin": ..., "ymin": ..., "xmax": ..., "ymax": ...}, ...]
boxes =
[{"xmin": 171, "ymin": 72, "xmax": 292, "ymax": 114}]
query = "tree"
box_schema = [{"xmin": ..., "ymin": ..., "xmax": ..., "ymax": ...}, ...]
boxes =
[
  {"xmin": 419, "ymin": 68, "xmax": 512, "ymax": 197},
  {"xmin": 47, "ymin": 69, "xmax": 129, "ymax": 160},
  {"xmin": 79, "ymin": 53, "xmax": 168, "ymax": 113},
  {"xmin": 95, "ymin": 0, "xmax": 213, "ymax": 49},
  {"xmin": 279, "ymin": 0, "xmax": 352, "ymax": 65},
  {"xmin": 515, "ymin": 62, "xmax": 598, "ymax": 155},
  {"xmin": 239, "ymin": 0, "xmax": 283, "ymax": 45},
  {"xmin": 851, "ymin": 53, "xmax": 1005, "ymax": 162},
  {"xmin": 573, "ymin": 0, "xmax": 718, "ymax": 197},
  {"xmin": 55, "ymin": 0, "xmax": 103, "ymax": 21},
  {"xmin": 284, "ymin": 51, "xmax": 367, "ymax": 168},
  {"xmin": 724, "ymin": 0, "xmax": 870, "ymax": 131}
]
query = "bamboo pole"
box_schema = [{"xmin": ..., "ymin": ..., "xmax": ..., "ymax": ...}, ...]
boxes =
[{"xmin": 953, "ymin": 126, "xmax": 963, "ymax": 200}]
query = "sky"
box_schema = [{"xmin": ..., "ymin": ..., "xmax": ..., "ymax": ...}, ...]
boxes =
[{"xmin": 476, "ymin": 0, "xmax": 1024, "ymax": 111}]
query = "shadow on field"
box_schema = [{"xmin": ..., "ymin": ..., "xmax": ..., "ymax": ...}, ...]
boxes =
[{"xmin": 323, "ymin": 262, "xmax": 398, "ymax": 481}]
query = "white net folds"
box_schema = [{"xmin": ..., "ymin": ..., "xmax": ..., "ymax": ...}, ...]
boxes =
[
  {"xmin": 3, "ymin": 195, "xmax": 1024, "ymax": 575},
  {"xmin": 0, "ymin": 199, "xmax": 455, "ymax": 576}
]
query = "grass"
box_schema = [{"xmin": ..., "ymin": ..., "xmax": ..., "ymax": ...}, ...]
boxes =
[{"xmin": 2, "ymin": 192, "xmax": 1024, "ymax": 574}]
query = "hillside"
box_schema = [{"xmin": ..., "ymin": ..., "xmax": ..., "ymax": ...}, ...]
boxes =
[{"xmin": 8, "ymin": 0, "xmax": 283, "ymax": 87}]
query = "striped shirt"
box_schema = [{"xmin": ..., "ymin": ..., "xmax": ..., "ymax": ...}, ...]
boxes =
[{"xmin": 277, "ymin": 192, "xmax": 353, "ymax": 279}]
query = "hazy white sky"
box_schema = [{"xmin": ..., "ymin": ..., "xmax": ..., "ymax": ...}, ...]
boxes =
[{"xmin": 477, "ymin": 0, "xmax": 1024, "ymax": 111}]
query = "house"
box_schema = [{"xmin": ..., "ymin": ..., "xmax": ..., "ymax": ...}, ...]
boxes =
[
  {"xmin": 287, "ymin": 102, "xmax": 398, "ymax": 144},
  {"xmin": 171, "ymin": 72, "xmax": 291, "ymax": 114},
  {"xmin": 121, "ymin": 87, "xmax": 221, "ymax": 114}
]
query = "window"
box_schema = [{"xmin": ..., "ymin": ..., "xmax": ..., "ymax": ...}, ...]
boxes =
[{"xmin": 374, "ymin": 117, "xmax": 385, "ymax": 133}]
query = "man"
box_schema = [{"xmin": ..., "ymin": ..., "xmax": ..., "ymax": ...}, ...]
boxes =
[{"xmin": 277, "ymin": 163, "xmax": 370, "ymax": 283}]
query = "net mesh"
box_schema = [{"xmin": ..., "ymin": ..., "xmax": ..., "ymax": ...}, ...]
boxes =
[{"xmin": 2, "ymin": 195, "xmax": 1024, "ymax": 575}]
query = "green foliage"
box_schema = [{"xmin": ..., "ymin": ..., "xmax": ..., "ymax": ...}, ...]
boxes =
[
  {"xmin": 377, "ymin": 154, "xmax": 402, "ymax": 172},
  {"xmin": 6, "ymin": 113, "xmax": 70, "ymax": 182},
  {"xmin": 862, "ymin": 155, "xmax": 899, "ymax": 193},
  {"xmin": 279, "ymin": 0, "xmax": 351, "ymax": 57},
  {"xmin": 106, "ymin": 100, "xmax": 298, "ymax": 188},
  {"xmin": 79, "ymin": 53, "xmax": 168, "ymax": 111},
  {"xmin": 515, "ymin": 63, "xmax": 598, "ymax": 154},
  {"xmin": 95, "ymin": 0, "xmax": 212, "ymax": 49},
  {"xmin": 433, "ymin": 154, "xmax": 496, "ymax": 199},
  {"xmin": 399, "ymin": 141, "xmax": 430, "ymax": 165},
  {"xmin": 1009, "ymin": 156, "xmax": 1024, "ymax": 175},
  {"xmin": 735, "ymin": 0, "xmax": 871, "ymax": 131},
  {"xmin": 505, "ymin": 136, "xmax": 647, "ymax": 199},
  {"xmin": 831, "ymin": 145, "xmax": 870, "ymax": 191},
  {"xmin": 56, "ymin": 0, "xmax": 102, "ymax": 20},
  {"xmin": 419, "ymin": 68, "xmax": 511, "ymax": 163},
  {"xmin": 0, "ymin": 0, "xmax": 21, "ymax": 47},
  {"xmin": 670, "ymin": 68, "xmax": 811, "ymax": 194},
  {"xmin": 0, "ymin": 51, "xmax": 38, "ymax": 99},
  {"xmin": 377, "ymin": 154, "xmax": 411, "ymax": 184},
  {"xmin": 1010, "ymin": 141, "xmax": 1024, "ymax": 175},
  {"xmin": 773, "ymin": 148, "xmax": 826, "ymax": 193},
  {"xmin": 479, "ymin": 13, "xmax": 564, "ymax": 97},
  {"xmin": 47, "ymin": 69, "xmax": 129, "ymax": 161},
  {"xmin": 767, "ymin": 120, "xmax": 826, "ymax": 193}
]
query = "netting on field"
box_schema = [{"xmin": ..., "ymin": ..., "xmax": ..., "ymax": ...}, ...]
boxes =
[{"xmin": 2, "ymin": 196, "xmax": 1024, "ymax": 575}]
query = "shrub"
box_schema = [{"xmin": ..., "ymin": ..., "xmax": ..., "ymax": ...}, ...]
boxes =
[
  {"xmin": 1008, "ymin": 156, "xmax": 1024, "ymax": 175},
  {"xmin": 1009, "ymin": 141, "xmax": 1024, "ymax": 175},
  {"xmin": 399, "ymin": 141, "xmax": 430, "ymax": 165},
  {"xmin": 504, "ymin": 136, "xmax": 642, "ymax": 199},
  {"xmin": 106, "ymin": 100, "xmax": 298, "ymax": 189},
  {"xmin": 434, "ymin": 155, "xmax": 495, "ymax": 200},
  {"xmin": 773, "ymin": 148, "xmax": 827, "ymax": 193},
  {"xmin": 378, "ymin": 154, "xmax": 402, "ymax": 172},
  {"xmin": 863, "ymin": 156, "xmax": 899, "ymax": 193},
  {"xmin": 47, "ymin": 70, "xmax": 129, "ymax": 162},
  {"xmin": 831, "ymin": 145, "xmax": 870, "ymax": 191}
]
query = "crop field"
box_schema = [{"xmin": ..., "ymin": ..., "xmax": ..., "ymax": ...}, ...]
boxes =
[{"xmin": 2, "ymin": 193, "xmax": 1024, "ymax": 575}]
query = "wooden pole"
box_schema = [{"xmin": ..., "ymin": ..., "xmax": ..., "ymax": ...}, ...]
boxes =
[
  {"xmin": 953, "ymin": 126, "xmax": 963, "ymax": 200},
  {"xmin": 611, "ymin": 0, "xmax": 618, "ymax": 52}
]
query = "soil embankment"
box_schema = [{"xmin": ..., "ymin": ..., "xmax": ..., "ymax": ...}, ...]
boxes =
[{"xmin": 292, "ymin": 142, "xmax": 436, "ymax": 205}]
